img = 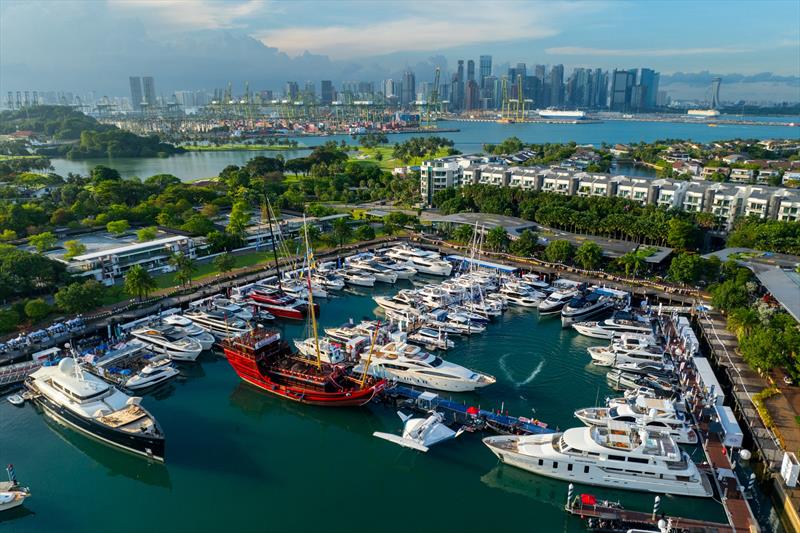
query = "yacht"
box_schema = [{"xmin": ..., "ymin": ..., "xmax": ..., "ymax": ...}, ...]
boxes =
[
  {"xmin": 483, "ymin": 421, "xmax": 712, "ymax": 497},
  {"xmin": 407, "ymin": 327, "xmax": 455, "ymax": 351},
  {"xmin": 210, "ymin": 297, "xmax": 253, "ymax": 321},
  {"xmin": 500, "ymin": 284, "xmax": 545, "ymax": 307},
  {"xmin": 131, "ymin": 325, "xmax": 203, "ymax": 362},
  {"xmin": 606, "ymin": 370, "xmax": 677, "ymax": 397},
  {"xmin": 293, "ymin": 336, "xmax": 369, "ymax": 364},
  {"xmin": 573, "ymin": 311, "xmax": 654, "ymax": 339},
  {"xmin": 560, "ymin": 292, "xmax": 616, "ymax": 328},
  {"xmin": 183, "ymin": 309, "xmax": 253, "ymax": 339},
  {"xmin": 26, "ymin": 358, "xmax": 165, "ymax": 461},
  {"xmin": 160, "ymin": 315, "xmax": 215, "ymax": 350},
  {"xmin": 312, "ymin": 272, "xmax": 346, "ymax": 291},
  {"xmin": 588, "ymin": 334, "xmax": 665, "ymax": 367},
  {"xmin": 347, "ymin": 258, "xmax": 399, "ymax": 283},
  {"xmin": 575, "ymin": 396, "xmax": 697, "ymax": 445},
  {"xmin": 372, "ymin": 256, "xmax": 417, "ymax": 279},
  {"xmin": 248, "ymin": 287, "xmax": 317, "ymax": 320},
  {"xmin": 124, "ymin": 356, "xmax": 180, "ymax": 391},
  {"xmin": 520, "ymin": 273, "xmax": 550, "ymax": 291},
  {"xmin": 538, "ymin": 289, "xmax": 579, "ymax": 316},
  {"xmin": 384, "ymin": 246, "xmax": 452, "ymax": 276},
  {"xmin": 341, "ymin": 269, "xmax": 376, "ymax": 287},
  {"xmin": 353, "ymin": 341, "xmax": 495, "ymax": 392}
]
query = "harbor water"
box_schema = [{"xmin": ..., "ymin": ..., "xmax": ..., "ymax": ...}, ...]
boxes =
[
  {"xmin": 1, "ymin": 281, "xmax": 729, "ymax": 533},
  {"xmin": 49, "ymin": 117, "xmax": 799, "ymax": 181}
]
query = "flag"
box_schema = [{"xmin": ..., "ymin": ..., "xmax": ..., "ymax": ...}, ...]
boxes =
[{"xmin": 581, "ymin": 494, "xmax": 597, "ymax": 505}]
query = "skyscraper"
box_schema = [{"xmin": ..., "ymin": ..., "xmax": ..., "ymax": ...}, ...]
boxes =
[
  {"xmin": 455, "ymin": 60, "xmax": 465, "ymax": 110},
  {"xmin": 285, "ymin": 81, "xmax": 299, "ymax": 100},
  {"xmin": 549, "ymin": 64, "xmax": 564, "ymax": 107},
  {"xmin": 479, "ymin": 55, "xmax": 492, "ymax": 88},
  {"xmin": 638, "ymin": 68, "xmax": 659, "ymax": 109},
  {"xmin": 465, "ymin": 79, "xmax": 479, "ymax": 111},
  {"xmin": 129, "ymin": 76, "xmax": 143, "ymax": 112},
  {"xmin": 401, "ymin": 70, "xmax": 416, "ymax": 108},
  {"xmin": 383, "ymin": 79, "xmax": 396, "ymax": 98},
  {"xmin": 609, "ymin": 69, "xmax": 636, "ymax": 111},
  {"xmin": 321, "ymin": 80, "xmax": 334, "ymax": 105},
  {"xmin": 467, "ymin": 60, "xmax": 475, "ymax": 82},
  {"xmin": 142, "ymin": 76, "xmax": 156, "ymax": 108}
]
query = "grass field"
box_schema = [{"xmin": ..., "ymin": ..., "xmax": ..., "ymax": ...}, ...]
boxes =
[
  {"xmin": 352, "ymin": 146, "xmax": 450, "ymax": 170},
  {"xmin": 153, "ymin": 251, "xmax": 274, "ymax": 288}
]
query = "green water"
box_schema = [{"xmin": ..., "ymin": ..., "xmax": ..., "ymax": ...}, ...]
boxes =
[{"xmin": 1, "ymin": 282, "xmax": 728, "ymax": 532}]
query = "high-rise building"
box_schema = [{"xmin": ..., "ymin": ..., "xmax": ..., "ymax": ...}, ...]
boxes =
[
  {"xmin": 549, "ymin": 64, "xmax": 564, "ymax": 107},
  {"xmin": 609, "ymin": 69, "xmax": 636, "ymax": 111},
  {"xmin": 383, "ymin": 79, "xmax": 396, "ymax": 98},
  {"xmin": 455, "ymin": 60, "xmax": 465, "ymax": 110},
  {"xmin": 357, "ymin": 81, "xmax": 374, "ymax": 97},
  {"xmin": 481, "ymin": 75, "xmax": 497, "ymax": 109},
  {"xmin": 465, "ymin": 79, "xmax": 480, "ymax": 111},
  {"xmin": 401, "ymin": 70, "xmax": 416, "ymax": 108},
  {"xmin": 285, "ymin": 81, "xmax": 299, "ymax": 100},
  {"xmin": 638, "ymin": 68, "xmax": 659, "ymax": 109},
  {"xmin": 710, "ymin": 77, "xmax": 721, "ymax": 109},
  {"xmin": 320, "ymin": 80, "xmax": 334, "ymax": 105},
  {"xmin": 479, "ymin": 55, "xmax": 492, "ymax": 88},
  {"xmin": 129, "ymin": 76, "xmax": 143, "ymax": 112},
  {"xmin": 515, "ymin": 63, "xmax": 527, "ymax": 80},
  {"xmin": 303, "ymin": 81, "xmax": 316, "ymax": 101},
  {"xmin": 142, "ymin": 76, "xmax": 156, "ymax": 108},
  {"xmin": 467, "ymin": 60, "xmax": 475, "ymax": 82}
]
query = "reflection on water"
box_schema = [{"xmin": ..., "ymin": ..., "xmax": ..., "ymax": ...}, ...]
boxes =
[
  {"xmin": 41, "ymin": 413, "xmax": 173, "ymax": 489},
  {"xmin": 0, "ymin": 504, "xmax": 35, "ymax": 524}
]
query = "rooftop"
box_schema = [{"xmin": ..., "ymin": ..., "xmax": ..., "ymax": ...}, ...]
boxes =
[
  {"xmin": 72, "ymin": 235, "xmax": 188, "ymax": 261},
  {"xmin": 423, "ymin": 212, "xmax": 537, "ymax": 237}
]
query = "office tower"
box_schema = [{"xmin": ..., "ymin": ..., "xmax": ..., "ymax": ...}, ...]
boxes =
[
  {"xmin": 465, "ymin": 79, "xmax": 479, "ymax": 111},
  {"xmin": 455, "ymin": 60, "xmax": 465, "ymax": 110},
  {"xmin": 481, "ymin": 75, "xmax": 497, "ymax": 109},
  {"xmin": 129, "ymin": 76, "xmax": 143, "ymax": 112},
  {"xmin": 589, "ymin": 68, "xmax": 608, "ymax": 108},
  {"xmin": 142, "ymin": 76, "xmax": 156, "ymax": 108},
  {"xmin": 549, "ymin": 64, "xmax": 564, "ymax": 107},
  {"xmin": 710, "ymin": 77, "xmax": 721, "ymax": 109},
  {"xmin": 515, "ymin": 63, "xmax": 527, "ymax": 79},
  {"xmin": 401, "ymin": 70, "xmax": 416, "ymax": 108},
  {"xmin": 285, "ymin": 81, "xmax": 299, "ymax": 100},
  {"xmin": 383, "ymin": 79, "xmax": 396, "ymax": 98},
  {"xmin": 479, "ymin": 55, "xmax": 492, "ymax": 88},
  {"xmin": 304, "ymin": 81, "xmax": 316, "ymax": 100},
  {"xmin": 638, "ymin": 68, "xmax": 658, "ymax": 109},
  {"xmin": 467, "ymin": 60, "xmax": 475, "ymax": 82},
  {"xmin": 609, "ymin": 69, "xmax": 636, "ymax": 111},
  {"xmin": 320, "ymin": 80, "xmax": 334, "ymax": 105},
  {"xmin": 357, "ymin": 81, "xmax": 374, "ymax": 97}
]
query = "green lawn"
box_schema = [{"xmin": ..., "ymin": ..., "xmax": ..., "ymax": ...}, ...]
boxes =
[
  {"xmin": 153, "ymin": 251, "xmax": 275, "ymax": 288},
  {"xmin": 353, "ymin": 146, "xmax": 450, "ymax": 170}
]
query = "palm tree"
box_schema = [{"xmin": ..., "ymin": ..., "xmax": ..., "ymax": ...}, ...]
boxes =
[
  {"xmin": 575, "ymin": 241, "xmax": 603, "ymax": 270},
  {"xmin": 170, "ymin": 252, "xmax": 197, "ymax": 288},
  {"xmin": 124, "ymin": 265, "xmax": 157, "ymax": 302},
  {"xmin": 727, "ymin": 307, "xmax": 760, "ymax": 340},
  {"xmin": 618, "ymin": 249, "xmax": 649, "ymax": 277}
]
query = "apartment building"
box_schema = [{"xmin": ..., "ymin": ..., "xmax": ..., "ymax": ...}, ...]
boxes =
[{"xmin": 729, "ymin": 168, "xmax": 756, "ymax": 183}]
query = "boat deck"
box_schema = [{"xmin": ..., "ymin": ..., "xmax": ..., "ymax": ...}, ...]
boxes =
[
  {"xmin": 98, "ymin": 405, "xmax": 148, "ymax": 429},
  {"xmin": 565, "ymin": 498, "xmax": 734, "ymax": 532}
]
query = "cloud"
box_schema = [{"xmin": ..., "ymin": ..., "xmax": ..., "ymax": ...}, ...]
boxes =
[
  {"xmin": 108, "ymin": 0, "xmax": 269, "ymax": 32},
  {"xmin": 545, "ymin": 46, "xmax": 752, "ymax": 57}
]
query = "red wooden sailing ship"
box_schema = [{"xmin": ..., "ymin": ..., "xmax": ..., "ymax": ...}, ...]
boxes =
[{"xmin": 222, "ymin": 328, "xmax": 385, "ymax": 406}]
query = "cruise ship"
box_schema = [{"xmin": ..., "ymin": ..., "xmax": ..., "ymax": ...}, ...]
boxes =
[
  {"xmin": 483, "ymin": 421, "xmax": 712, "ymax": 497},
  {"xmin": 687, "ymin": 109, "xmax": 720, "ymax": 117},
  {"xmin": 536, "ymin": 109, "xmax": 586, "ymax": 120}
]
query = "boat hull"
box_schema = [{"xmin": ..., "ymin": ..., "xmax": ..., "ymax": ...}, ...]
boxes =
[{"xmin": 561, "ymin": 303, "xmax": 614, "ymax": 328}]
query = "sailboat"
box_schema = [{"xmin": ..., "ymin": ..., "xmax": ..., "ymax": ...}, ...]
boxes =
[{"xmin": 222, "ymin": 215, "xmax": 386, "ymax": 406}]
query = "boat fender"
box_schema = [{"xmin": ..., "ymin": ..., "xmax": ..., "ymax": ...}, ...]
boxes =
[{"xmin": 126, "ymin": 397, "xmax": 142, "ymax": 406}]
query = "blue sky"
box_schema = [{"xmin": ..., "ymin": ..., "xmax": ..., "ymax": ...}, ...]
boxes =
[{"xmin": 1, "ymin": 0, "xmax": 798, "ymax": 96}]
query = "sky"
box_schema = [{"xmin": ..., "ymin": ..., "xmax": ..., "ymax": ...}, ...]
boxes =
[{"xmin": 1, "ymin": 0, "xmax": 799, "ymax": 100}]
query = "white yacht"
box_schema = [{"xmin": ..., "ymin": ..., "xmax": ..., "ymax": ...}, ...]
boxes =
[
  {"xmin": 312, "ymin": 272, "xmax": 346, "ymax": 291},
  {"xmin": 407, "ymin": 327, "xmax": 454, "ymax": 351},
  {"xmin": 520, "ymin": 273, "xmax": 550, "ymax": 291},
  {"xmin": 573, "ymin": 311, "xmax": 654, "ymax": 339},
  {"xmin": 160, "ymin": 315, "xmax": 215, "ymax": 350},
  {"xmin": 210, "ymin": 297, "xmax": 254, "ymax": 321},
  {"xmin": 26, "ymin": 358, "xmax": 165, "ymax": 461},
  {"xmin": 183, "ymin": 309, "xmax": 253, "ymax": 339},
  {"xmin": 124, "ymin": 356, "xmax": 180, "ymax": 391},
  {"xmin": 499, "ymin": 284, "xmax": 545, "ymax": 307},
  {"xmin": 538, "ymin": 289, "xmax": 579, "ymax": 315},
  {"xmin": 373, "ymin": 291, "xmax": 421, "ymax": 314},
  {"xmin": 384, "ymin": 245, "xmax": 452, "ymax": 276},
  {"xmin": 346, "ymin": 258, "xmax": 399, "ymax": 284},
  {"xmin": 341, "ymin": 269, "xmax": 376, "ymax": 287},
  {"xmin": 372, "ymin": 256, "xmax": 417, "ymax": 279},
  {"xmin": 483, "ymin": 421, "xmax": 712, "ymax": 497},
  {"xmin": 588, "ymin": 333, "xmax": 665, "ymax": 367},
  {"xmin": 575, "ymin": 396, "xmax": 697, "ymax": 445},
  {"xmin": 131, "ymin": 326, "xmax": 203, "ymax": 362},
  {"xmin": 293, "ymin": 335, "xmax": 369, "ymax": 364},
  {"xmin": 374, "ymin": 409, "xmax": 463, "ymax": 452},
  {"xmin": 353, "ymin": 341, "xmax": 495, "ymax": 392},
  {"xmin": 561, "ymin": 292, "xmax": 616, "ymax": 328}
]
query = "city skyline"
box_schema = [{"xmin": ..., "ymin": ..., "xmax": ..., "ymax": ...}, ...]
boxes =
[{"xmin": 1, "ymin": 0, "xmax": 799, "ymax": 101}]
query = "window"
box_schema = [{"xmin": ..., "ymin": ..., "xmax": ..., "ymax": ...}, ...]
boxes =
[
  {"xmin": 538, "ymin": 459, "xmax": 543, "ymax": 466},
  {"xmin": 609, "ymin": 455, "xmax": 625, "ymax": 462},
  {"xmin": 629, "ymin": 457, "xmax": 649, "ymax": 464},
  {"xmin": 552, "ymin": 462, "xmax": 558, "ymax": 469},
  {"xmin": 567, "ymin": 464, "xmax": 573, "ymax": 471},
  {"xmin": 584, "ymin": 466, "xmax": 590, "ymax": 474}
]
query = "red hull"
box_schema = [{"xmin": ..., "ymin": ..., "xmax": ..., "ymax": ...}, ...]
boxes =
[
  {"xmin": 249, "ymin": 291, "xmax": 320, "ymax": 321},
  {"xmin": 224, "ymin": 347, "xmax": 384, "ymax": 407}
]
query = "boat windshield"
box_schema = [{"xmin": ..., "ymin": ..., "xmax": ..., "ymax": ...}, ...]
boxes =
[{"xmin": 430, "ymin": 357, "xmax": 443, "ymax": 367}]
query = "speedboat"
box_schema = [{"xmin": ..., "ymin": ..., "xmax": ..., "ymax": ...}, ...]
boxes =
[
  {"xmin": 26, "ymin": 358, "xmax": 165, "ymax": 461},
  {"xmin": 573, "ymin": 310, "xmax": 654, "ymax": 339},
  {"xmin": 373, "ymin": 409, "xmax": 464, "ymax": 452},
  {"xmin": 183, "ymin": 309, "xmax": 253, "ymax": 339},
  {"xmin": 354, "ymin": 340, "xmax": 495, "ymax": 392},
  {"xmin": 124, "ymin": 356, "xmax": 180, "ymax": 391},
  {"xmin": 561, "ymin": 292, "xmax": 616, "ymax": 328},
  {"xmin": 340, "ymin": 269, "xmax": 376, "ymax": 287},
  {"xmin": 538, "ymin": 289, "xmax": 579, "ymax": 316},
  {"xmin": 130, "ymin": 325, "xmax": 203, "ymax": 362},
  {"xmin": 160, "ymin": 315, "xmax": 215, "ymax": 350},
  {"xmin": 483, "ymin": 421, "xmax": 712, "ymax": 497},
  {"xmin": 210, "ymin": 297, "xmax": 253, "ymax": 321}
]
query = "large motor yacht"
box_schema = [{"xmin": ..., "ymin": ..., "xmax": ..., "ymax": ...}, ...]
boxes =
[
  {"xmin": 353, "ymin": 340, "xmax": 495, "ymax": 392},
  {"xmin": 130, "ymin": 325, "xmax": 203, "ymax": 362},
  {"xmin": 26, "ymin": 358, "xmax": 165, "ymax": 461},
  {"xmin": 575, "ymin": 395, "xmax": 697, "ymax": 445},
  {"xmin": 124, "ymin": 356, "xmax": 180, "ymax": 391},
  {"xmin": 371, "ymin": 255, "xmax": 417, "ymax": 279},
  {"xmin": 210, "ymin": 297, "xmax": 254, "ymax": 321},
  {"xmin": 340, "ymin": 269, "xmax": 376, "ymax": 287},
  {"xmin": 483, "ymin": 421, "xmax": 712, "ymax": 497},
  {"xmin": 588, "ymin": 333, "xmax": 665, "ymax": 367},
  {"xmin": 346, "ymin": 257, "xmax": 399, "ymax": 284},
  {"xmin": 538, "ymin": 289, "xmax": 579, "ymax": 315},
  {"xmin": 248, "ymin": 287, "xmax": 317, "ymax": 320},
  {"xmin": 561, "ymin": 292, "xmax": 617, "ymax": 328},
  {"xmin": 183, "ymin": 309, "xmax": 253, "ymax": 339},
  {"xmin": 160, "ymin": 315, "xmax": 215, "ymax": 350},
  {"xmin": 572, "ymin": 311, "xmax": 655, "ymax": 339},
  {"xmin": 384, "ymin": 245, "xmax": 452, "ymax": 276}
]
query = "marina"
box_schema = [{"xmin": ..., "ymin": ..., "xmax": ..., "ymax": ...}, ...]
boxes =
[{"xmin": 1, "ymin": 242, "xmax": 771, "ymax": 532}]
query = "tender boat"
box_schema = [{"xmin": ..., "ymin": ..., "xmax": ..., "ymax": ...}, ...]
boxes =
[
  {"xmin": 130, "ymin": 325, "xmax": 203, "ymax": 362},
  {"xmin": 160, "ymin": 315, "xmax": 215, "ymax": 350},
  {"xmin": 373, "ymin": 408, "xmax": 464, "ymax": 452},
  {"xmin": 483, "ymin": 421, "xmax": 712, "ymax": 497},
  {"xmin": 183, "ymin": 309, "xmax": 253, "ymax": 339},
  {"xmin": 6, "ymin": 394, "xmax": 24, "ymax": 406},
  {"xmin": 353, "ymin": 340, "xmax": 495, "ymax": 392},
  {"xmin": 26, "ymin": 358, "xmax": 165, "ymax": 461}
]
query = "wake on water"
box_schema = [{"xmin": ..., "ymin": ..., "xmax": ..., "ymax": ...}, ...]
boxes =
[{"xmin": 499, "ymin": 353, "xmax": 545, "ymax": 387}]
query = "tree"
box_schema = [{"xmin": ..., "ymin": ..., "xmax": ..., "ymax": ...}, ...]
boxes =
[
  {"xmin": 54, "ymin": 280, "xmax": 105, "ymax": 313},
  {"xmin": 28, "ymin": 231, "xmax": 57, "ymax": 253},
  {"xmin": 574, "ymin": 241, "xmax": 603, "ymax": 270},
  {"xmin": 354, "ymin": 224, "xmax": 376, "ymax": 241},
  {"xmin": 24, "ymin": 298, "xmax": 51, "ymax": 321},
  {"xmin": 382, "ymin": 221, "xmax": 398, "ymax": 236},
  {"xmin": 0, "ymin": 229, "xmax": 17, "ymax": 242},
  {"xmin": 169, "ymin": 252, "xmax": 197, "ymax": 288},
  {"xmin": 666, "ymin": 218, "xmax": 698, "ymax": 251},
  {"xmin": 181, "ymin": 214, "xmax": 215, "ymax": 236},
  {"xmin": 0, "ymin": 309, "xmax": 19, "ymax": 334},
  {"xmin": 124, "ymin": 264, "xmax": 156, "ymax": 301},
  {"xmin": 710, "ymin": 279, "xmax": 750, "ymax": 312},
  {"xmin": 486, "ymin": 226, "xmax": 510, "ymax": 252},
  {"xmin": 63, "ymin": 239, "xmax": 87, "ymax": 260},
  {"xmin": 106, "ymin": 219, "xmax": 130, "ymax": 235},
  {"xmin": 618, "ymin": 249, "xmax": 649, "ymax": 277},
  {"xmin": 213, "ymin": 252, "xmax": 236, "ymax": 275},
  {"xmin": 727, "ymin": 307, "xmax": 760, "ymax": 340},
  {"xmin": 509, "ymin": 229, "xmax": 538, "ymax": 256},
  {"xmin": 667, "ymin": 253, "xmax": 704, "ymax": 285},
  {"xmin": 332, "ymin": 217, "xmax": 352, "ymax": 247},
  {"xmin": 136, "ymin": 226, "xmax": 158, "ymax": 242},
  {"xmin": 544, "ymin": 240, "xmax": 574, "ymax": 264},
  {"xmin": 453, "ymin": 224, "xmax": 474, "ymax": 243},
  {"xmin": 200, "ymin": 203, "xmax": 219, "ymax": 218},
  {"xmin": 227, "ymin": 200, "xmax": 251, "ymax": 237}
]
